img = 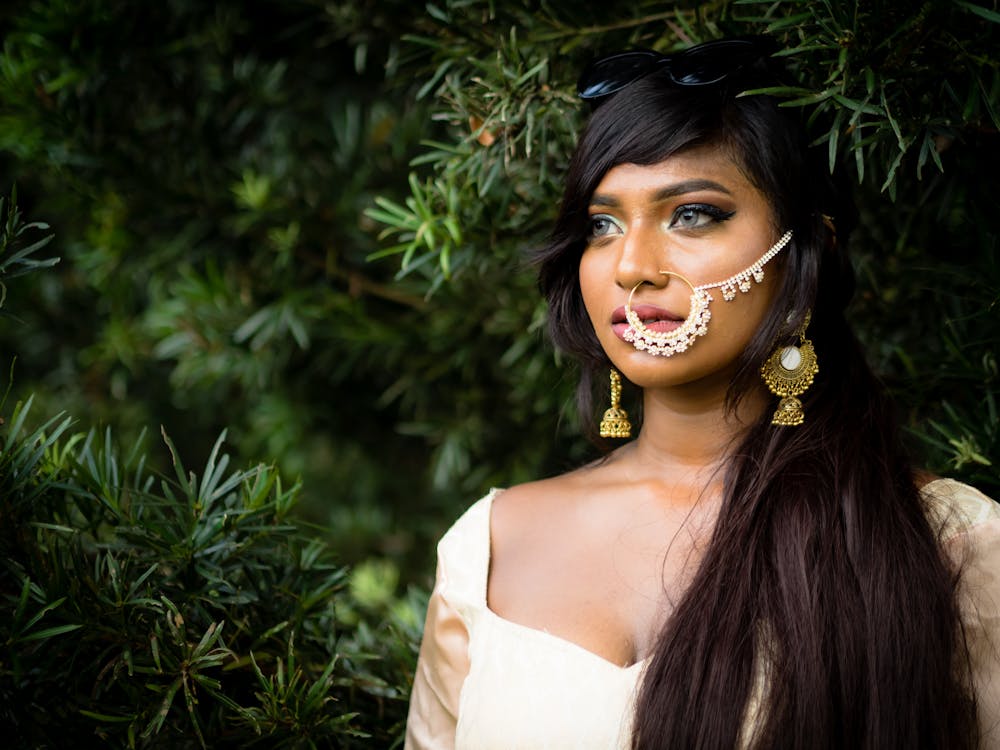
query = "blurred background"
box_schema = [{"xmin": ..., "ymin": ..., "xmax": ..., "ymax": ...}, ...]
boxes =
[{"xmin": 1, "ymin": 0, "xmax": 997, "ymax": 745}]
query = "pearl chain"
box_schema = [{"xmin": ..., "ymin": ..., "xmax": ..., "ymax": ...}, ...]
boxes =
[
  {"xmin": 623, "ymin": 230, "xmax": 794, "ymax": 357},
  {"xmin": 695, "ymin": 230, "xmax": 793, "ymax": 301}
]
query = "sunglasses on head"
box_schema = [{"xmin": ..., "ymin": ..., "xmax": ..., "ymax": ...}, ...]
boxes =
[{"xmin": 577, "ymin": 36, "xmax": 777, "ymax": 109}]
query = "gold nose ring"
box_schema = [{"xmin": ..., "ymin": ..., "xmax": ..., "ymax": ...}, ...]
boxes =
[{"xmin": 623, "ymin": 272, "xmax": 713, "ymax": 357}]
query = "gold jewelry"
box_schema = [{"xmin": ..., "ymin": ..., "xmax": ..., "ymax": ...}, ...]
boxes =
[
  {"xmin": 623, "ymin": 230, "xmax": 793, "ymax": 358},
  {"xmin": 760, "ymin": 312, "xmax": 819, "ymax": 426},
  {"xmin": 624, "ymin": 272, "xmax": 710, "ymax": 356},
  {"xmin": 599, "ymin": 369, "xmax": 632, "ymax": 439}
]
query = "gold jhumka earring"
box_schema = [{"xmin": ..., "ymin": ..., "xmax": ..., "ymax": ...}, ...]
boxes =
[
  {"xmin": 760, "ymin": 312, "xmax": 819, "ymax": 426},
  {"xmin": 599, "ymin": 369, "xmax": 632, "ymax": 439}
]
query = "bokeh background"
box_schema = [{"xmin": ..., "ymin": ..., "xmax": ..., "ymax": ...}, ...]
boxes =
[{"xmin": 1, "ymin": 0, "xmax": 997, "ymax": 746}]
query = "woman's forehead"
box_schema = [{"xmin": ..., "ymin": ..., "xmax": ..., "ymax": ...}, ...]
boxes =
[{"xmin": 592, "ymin": 145, "xmax": 759, "ymax": 199}]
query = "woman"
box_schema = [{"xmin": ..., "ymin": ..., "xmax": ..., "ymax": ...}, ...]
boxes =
[{"xmin": 405, "ymin": 37, "xmax": 1000, "ymax": 749}]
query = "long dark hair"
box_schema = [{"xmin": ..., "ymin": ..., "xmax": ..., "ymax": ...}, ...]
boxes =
[{"xmin": 536, "ymin": 62, "xmax": 977, "ymax": 748}]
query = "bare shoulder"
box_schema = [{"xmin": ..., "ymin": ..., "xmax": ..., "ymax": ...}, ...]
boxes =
[
  {"xmin": 487, "ymin": 461, "xmax": 622, "ymax": 618},
  {"xmin": 491, "ymin": 470, "xmax": 584, "ymax": 541},
  {"xmin": 490, "ymin": 457, "xmax": 623, "ymax": 555}
]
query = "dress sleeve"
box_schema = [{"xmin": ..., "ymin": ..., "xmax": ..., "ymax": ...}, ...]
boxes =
[
  {"xmin": 931, "ymin": 479, "xmax": 1000, "ymax": 747},
  {"xmin": 955, "ymin": 515, "xmax": 1000, "ymax": 747},
  {"xmin": 404, "ymin": 560, "xmax": 472, "ymax": 750}
]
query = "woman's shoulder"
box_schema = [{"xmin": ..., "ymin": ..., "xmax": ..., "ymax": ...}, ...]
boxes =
[
  {"xmin": 490, "ymin": 462, "xmax": 615, "ymax": 547},
  {"xmin": 920, "ymin": 477, "xmax": 1000, "ymax": 541},
  {"xmin": 438, "ymin": 487, "xmax": 501, "ymax": 553},
  {"xmin": 491, "ymin": 468, "xmax": 589, "ymax": 512},
  {"xmin": 437, "ymin": 467, "xmax": 595, "ymax": 554},
  {"xmin": 432, "ymin": 470, "xmax": 601, "ymax": 614},
  {"xmin": 432, "ymin": 489, "xmax": 502, "ymax": 614}
]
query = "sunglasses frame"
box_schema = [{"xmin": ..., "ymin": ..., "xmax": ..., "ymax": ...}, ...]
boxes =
[{"xmin": 577, "ymin": 36, "xmax": 777, "ymax": 108}]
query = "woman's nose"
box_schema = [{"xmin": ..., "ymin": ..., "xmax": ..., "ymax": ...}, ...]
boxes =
[{"xmin": 615, "ymin": 220, "xmax": 669, "ymax": 291}]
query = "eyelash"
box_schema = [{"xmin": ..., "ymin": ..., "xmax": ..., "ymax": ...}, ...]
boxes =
[
  {"xmin": 586, "ymin": 204, "xmax": 735, "ymax": 240},
  {"xmin": 670, "ymin": 204, "xmax": 736, "ymax": 228}
]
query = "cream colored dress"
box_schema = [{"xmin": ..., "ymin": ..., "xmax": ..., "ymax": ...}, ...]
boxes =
[{"xmin": 404, "ymin": 479, "xmax": 1000, "ymax": 749}]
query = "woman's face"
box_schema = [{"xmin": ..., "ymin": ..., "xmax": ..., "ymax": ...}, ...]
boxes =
[{"xmin": 579, "ymin": 142, "xmax": 783, "ymax": 393}]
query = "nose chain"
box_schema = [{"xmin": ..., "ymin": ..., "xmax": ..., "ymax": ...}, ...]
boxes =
[{"xmin": 623, "ymin": 230, "xmax": 793, "ymax": 357}]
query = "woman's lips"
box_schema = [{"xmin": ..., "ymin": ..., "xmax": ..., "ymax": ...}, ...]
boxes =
[{"xmin": 611, "ymin": 304, "xmax": 685, "ymax": 339}]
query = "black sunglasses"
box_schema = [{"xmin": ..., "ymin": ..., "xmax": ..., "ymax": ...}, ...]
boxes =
[{"xmin": 577, "ymin": 36, "xmax": 777, "ymax": 108}]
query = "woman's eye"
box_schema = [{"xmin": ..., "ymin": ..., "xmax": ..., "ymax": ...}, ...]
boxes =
[
  {"xmin": 670, "ymin": 204, "xmax": 734, "ymax": 229},
  {"xmin": 588, "ymin": 214, "xmax": 623, "ymax": 239}
]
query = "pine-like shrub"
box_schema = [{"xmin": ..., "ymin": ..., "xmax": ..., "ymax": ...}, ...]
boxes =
[{"xmin": 0, "ymin": 405, "xmax": 417, "ymax": 748}]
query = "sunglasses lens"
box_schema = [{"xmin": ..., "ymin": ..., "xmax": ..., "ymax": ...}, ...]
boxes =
[
  {"xmin": 577, "ymin": 51, "xmax": 662, "ymax": 100},
  {"xmin": 670, "ymin": 39, "xmax": 769, "ymax": 86}
]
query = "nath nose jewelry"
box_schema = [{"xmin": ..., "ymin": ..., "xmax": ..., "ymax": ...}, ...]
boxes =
[{"xmin": 624, "ymin": 230, "xmax": 793, "ymax": 357}]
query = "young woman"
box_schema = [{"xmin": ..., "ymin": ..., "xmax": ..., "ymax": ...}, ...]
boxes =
[{"xmin": 405, "ymin": 37, "xmax": 1000, "ymax": 749}]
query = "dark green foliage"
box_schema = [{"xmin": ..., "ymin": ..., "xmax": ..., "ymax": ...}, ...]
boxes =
[
  {"xmin": 0, "ymin": 398, "xmax": 416, "ymax": 747},
  {"xmin": 0, "ymin": 186, "xmax": 59, "ymax": 312}
]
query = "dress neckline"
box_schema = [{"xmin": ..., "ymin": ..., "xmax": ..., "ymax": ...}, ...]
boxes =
[
  {"xmin": 483, "ymin": 603, "xmax": 650, "ymax": 672},
  {"xmin": 473, "ymin": 479, "xmax": 963, "ymax": 674},
  {"xmin": 480, "ymin": 488, "xmax": 650, "ymax": 672}
]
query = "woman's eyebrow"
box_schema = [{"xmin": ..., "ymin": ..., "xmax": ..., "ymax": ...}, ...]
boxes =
[{"xmin": 590, "ymin": 179, "xmax": 733, "ymax": 208}]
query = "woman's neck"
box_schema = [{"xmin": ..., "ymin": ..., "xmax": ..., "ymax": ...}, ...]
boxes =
[{"xmin": 625, "ymin": 379, "xmax": 768, "ymax": 484}]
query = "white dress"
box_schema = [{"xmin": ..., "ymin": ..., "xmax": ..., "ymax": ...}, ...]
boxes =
[{"xmin": 404, "ymin": 479, "xmax": 1000, "ymax": 749}]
